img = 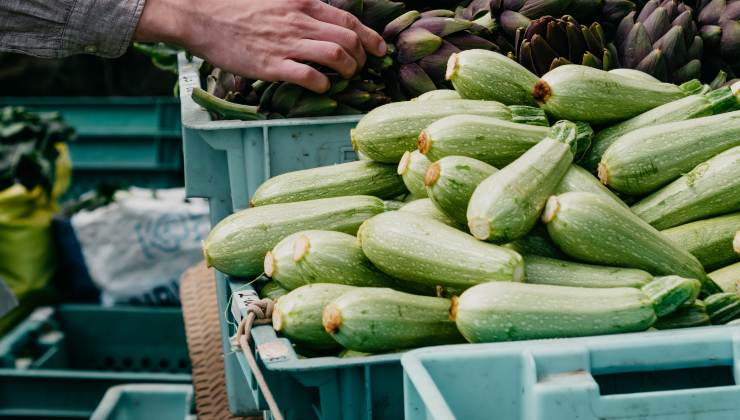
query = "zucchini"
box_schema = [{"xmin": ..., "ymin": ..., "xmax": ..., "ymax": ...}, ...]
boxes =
[
  {"xmin": 397, "ymin": 151, "xmax": 431, "ymax": 198},
  {"xmin": 709, "ymin": 262, "xmax": 740, "ymax": 294},
  {"xmin": 504, "ymin": 224, "xmax": 568, "ymax": 259},
  {"xmin": 607, "ymin": 68, "xmax": 661, "ymax": 83},
  {"xmin": 352, "ymin": 100, "xmax": 531, "ymax": 163},
  {"xmin": 641, "ymin": 275, "xmax": 701, "ymax": 317},
  {"xmin": 250, "ymin": 160, "xmax": 407, "ymax": 206},
  {"xmin": 446, "ymin": 50, "xmax": 538, "ymax": 106},
  {"xmin": 553, "ymin": 164, "xmax": 627, "ymax": 207},
  {"xmin": 523, "ymin": 255, "xmax": 653, "ymax": 289},
  {"xmin": 453, "ymin": 282, "xmax": 657, "ymax": 342},
  {"xmin": 418, "ymin": 115, "xmax": 549, "ymax": 167},
  {"xmin": 272, "ymin": 283, "xmax": 355, "ymax": 350},
  {"xmin": 424, "ymin": 156, "xmax": 497, "ymax": 225},
  {"xmin": 533, "ymin": 64, "xmax": 702, "ymax": 124},
  {"xmin": 264, "ymin": 230, "xmax": 395, "ymax": 290},
  {"xmin": 630, "ymin": 145, "xmax": 740, "ymax": 229},
  {"xmin": 259, "ymin": 281, "xmax": 289, "ymax": 300},
  {"xmin": 467, "ymin": 121, "xmax": 586, "ymax": 244},
  {"xmin": 322, "ymin": 288, "xmax": 463, "ymax": 352},
  {"xmin": 661, "ymin": 213, "xmax": 740, "ymax": 271},
  {"xmin": 203, "ymin": 195, "xmax": 384, "ymax": 277},
  {"xmin": 654, "ymin": 301, "xmax": 711, "ymax": 329},
  {"xmin": 598, "ymin": 110, "xmax": 740, "ymax": 195},
  {"xmin": 542, "ymin": 192, "xmax": 720, "ymax": 294},
  {"xmin": 705, "ymin": 292, "xmax": 740, "ymax": 324},
  {"xmin": 358, "ymin": 211, "xmax": 524, "ymax": 296},
  {"xmin": 582, "ymin": 87, "xmax": 739, "ymax": 171},
  {"xmin": 398, "ymin": 198, "xmax": 463, "ymax": 229},
  {"xmin": 383, "ymin": 200, "xmax": 405, "ymax": 211},
  {"xmin": 414, "ymin": 89, "xmax": 461, "ymax": 101}
]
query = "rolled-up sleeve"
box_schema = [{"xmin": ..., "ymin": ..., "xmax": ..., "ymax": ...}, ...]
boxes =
[{"xmin": 0, "ymin": 0, "xmax": 146, "ymax": 58}]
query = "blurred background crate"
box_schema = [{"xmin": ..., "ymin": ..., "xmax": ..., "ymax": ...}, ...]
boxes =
[{"xmin": 0, "ymin": 305, "xmax": 191, "ymax": 419}]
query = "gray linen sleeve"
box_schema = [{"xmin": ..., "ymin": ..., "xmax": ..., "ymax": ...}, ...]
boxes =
[{"xmin": 0, "ymin": 0, "xmax": 147, "ymax": 58}]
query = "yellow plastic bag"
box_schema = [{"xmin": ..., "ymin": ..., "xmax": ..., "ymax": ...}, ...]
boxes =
[{"xmin": 0, "ymin": 142, "xmax": 70, "ymax": 301}]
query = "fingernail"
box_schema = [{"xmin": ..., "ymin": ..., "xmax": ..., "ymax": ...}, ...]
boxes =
[{"xmin": 377, "ymin": 39, "xmax": 388, "ymax": 56}]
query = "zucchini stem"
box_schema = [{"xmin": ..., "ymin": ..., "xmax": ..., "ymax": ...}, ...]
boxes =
[
  {"xmin": 417, "ymin": 131, "xmax": 431, "ymax": 155},
  {"xmin": 264, "ymin": 252, "xmax": 276, "ymax": 277},
  {"xmin": 541, "ymin": 196, "xmax": 560, "ymax": 224},
  {"xmin": 322, "ymin": 304, "xmax": 342, "ymax": 334},
  {"xmin": 424, "ymin": 162, "xmax": 441, "ymax": 187},
  {"xmin": 397, "ymin": 151, "xmax": 412, "ymax": 175},
  {"xmin": 531, "ymin": 80, "xmax": 551, "ymax": 104}
]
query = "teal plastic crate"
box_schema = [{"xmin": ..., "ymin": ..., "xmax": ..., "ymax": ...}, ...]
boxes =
[
  {"xmin": 90, "ymin": 384, "xmax": 194, "ymax": 420},
  {"xmin": 0, "ymin": 97, "xmax": 183, "ymax": 198},
  {"xmin": 402, "ymin": 326, "xmax": 740, "ymax": 420},
  {"xmin": 0, "ymin": 305, "xmax": 191, "ymax": 418}
]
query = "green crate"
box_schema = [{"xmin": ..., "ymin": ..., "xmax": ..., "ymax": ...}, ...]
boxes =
[
  {"xmin": 0, "ymin": 97, "xmax": 184, "ymax": 198},
  {"xmin": 91, "ymin": 384, "xmax": 194, "ymax": 420},
  {"xmin": 0, "ymin": 305, "xmax": 191, "ymax": 418}
]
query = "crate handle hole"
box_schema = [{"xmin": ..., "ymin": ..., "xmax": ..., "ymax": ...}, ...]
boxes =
[
  {"xmin": 594, "ymin": 365, "xmax": 735, "ymax": 396},
  {"xmin": 159, "ymin": 359, "xmax": 170, "ymax": 369},
  {"xmin": 141, "ymin": 357, "xmax": 152, "ymax": 368}
]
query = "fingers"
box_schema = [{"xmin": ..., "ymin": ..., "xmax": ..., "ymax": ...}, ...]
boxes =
[
  {"xmin": 270, "ymin": 60, "xmax": 330, "ymax": 93},
  {"xmin": 305, "ymin": 17, "xmax": 367, "ymax": 70},
  {"xmin": 291, "ymin": 39, "xmax": 358, "ymax": 79},
  {"xmin": 304, "ymin": 1, "xmax": 387, "ymax": 57}
]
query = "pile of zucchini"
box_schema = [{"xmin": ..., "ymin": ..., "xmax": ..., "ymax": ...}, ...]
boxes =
[{"xmin": 203, "ymin": 50, "xmax": 740, "ymax": 355}]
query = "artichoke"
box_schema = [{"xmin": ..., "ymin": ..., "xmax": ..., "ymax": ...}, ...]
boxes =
[
  {"xmin": 512, "ymin": 15, "xmax": 620, "ymax": 75},
  {"xmin": 694, "ymin": 0, "xmax": 740, "ymax": 79},
  {"xmin": 614, "ymin": 0, "xmax": 703, "ymax": 83},
  {"xmin": 382, "ymin": 9, "xmax": 501, "ymax": 98}
]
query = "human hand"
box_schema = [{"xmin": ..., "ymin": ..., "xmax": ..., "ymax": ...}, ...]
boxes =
[{"xmin": 134, "ymin": 0, "xmax": 387, "ymax": 93}]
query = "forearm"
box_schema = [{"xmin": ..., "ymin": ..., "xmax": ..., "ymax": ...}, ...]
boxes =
[{"xmin": 0, "ymin": 0, "xmax": 146, "ymax": 58}]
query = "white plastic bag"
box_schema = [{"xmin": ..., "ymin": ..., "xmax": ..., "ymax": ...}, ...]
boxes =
[{"xmin": 71, "ymin": 188, "xmax": 210, "ymax": 306}]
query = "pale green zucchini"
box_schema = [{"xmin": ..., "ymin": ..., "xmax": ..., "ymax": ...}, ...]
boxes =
[
  {"xmin": 264, "ymin": 230, "xmax": 395, "ymax": 290},
  {"xmin": 542, "ymin": 192, "xmax": 720, "ymax": 294},
  {"xmin": 383, "ymin": 200, "xmax": 405, "ymax": 211},
  {"xmin": 553, "ymin": 164, "xmax": 627, "ymax": 207},
  {"xmin": 661, "ymin": 213, "xmax": 740, "ymax": 271},
  {"xmin": 322, "ymin": 287, "xmax": 463, "ymax": 352},
  {"xmin": 705, "ymin": 292, "xmax": 740, "ymax": 324},
  {"xmin": 582, "ymin": 87, "xmax": 739, "ymax": 171},
  {"xmin": 352, "ymin": 100, "xmax": 533, "ymax": 163},
  {"xmin": 467, "ymin": 121, "xmax": 585, "ymax": 244},
  {"xmin": 446, "ymin": 50, "xmax": 538, "ymax": 106},
  {"xmin": 453, "ymin": 282, "xmax": 656, "ymax": 342},
  {"xmin": 398, "ymin": 198, "xmax": 463, "ymax": 229},
  {"xmin": 630, "ymin": 145, "xmax": 740, "ymax": 229},
  {"xmin": 504, "ymin": 224, "xmax": 568, "ymax": 259},
  {"xmin": 259, "ymin": 281, "xmax": 289, "ymax": 300},
  {"xmin": 642, "ymin": 276, "xmax": 701, "ymax": 317},
  {"xmin": 418, "ymin": 115, "xmax": 549, "ymax": 167},
  {"xmin": 533, "ymin": 64, "xmax": 702, "ymax": 124},
  {"xmin": 250, "ymin": 160, "xmax": 407, "ymax": 206},
  {"xmin": 607, "ymin": 68, "xmax": 661, "ymax": 83},
  {"xmin": 413, "ymin": 89, "xmax": 461, "ymax": 101},
  {"xmin": 397, "ymin": 151, "xmax": 431, "ymax": 198},
  {"xmin": 424, "ymin": 156, "xmax": 497, "ymax": 225},
  {"xmin": 599, "ymin": 110, "xmax": 740, "ymax": 195},
  {"xmin": 358, "ymin": 211, "xmax": 524, "ymax": 296},
  {"xmin": 654, "ymin": 301, "xmax": 711, "ymax": 329},
  {"xmin": 203, "ymin": 195, "xmax": 384, "ymax": 277},
  {"xmin": 272, "ymin": 283, "xmax": 355, "ymax": 350},
  {"xmin": 524, "ymin": 255, "xmax": 653, "ymax": 288},
  {"xmin": 709, "ymin": 262, "xmax": 740, "ymax": 294}
]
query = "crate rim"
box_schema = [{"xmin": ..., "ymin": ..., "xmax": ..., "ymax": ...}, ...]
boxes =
[{"xmin": 177, "ymin": 53, "xmax": 363, "ymax": 132}]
